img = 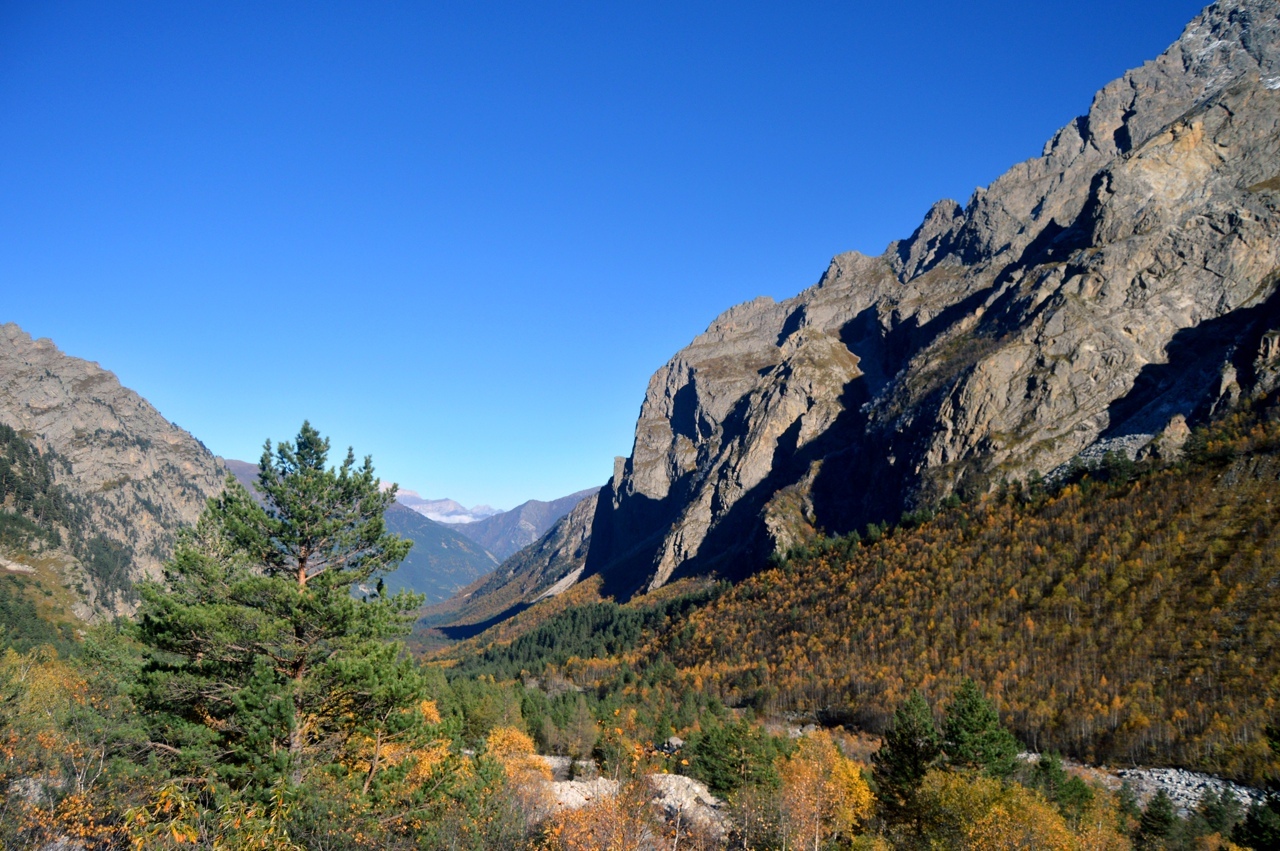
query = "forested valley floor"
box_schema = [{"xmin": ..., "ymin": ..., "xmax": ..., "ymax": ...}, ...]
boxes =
[{"xmin": 4, "ymin": 410, "xmax": 1280, "ymax": 848}]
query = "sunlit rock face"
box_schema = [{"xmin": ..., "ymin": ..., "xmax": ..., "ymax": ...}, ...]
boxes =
[
  {"xmin": 465, "ymin": 0, "xmax": 1280, "ymax": 606},
  {"xmin": 0, "ymin": 323, "xmax": 226, "ymax": 614}
]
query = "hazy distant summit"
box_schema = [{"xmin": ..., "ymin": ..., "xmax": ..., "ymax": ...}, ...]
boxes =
[
  {"xmin": 396, "ymin": 490, "xmax": 502, "ymax": 524},
  {"xmin": 446, "ymin": 488, "xmax": 600, "ymax": 561},
  {"xmin": 392, "ymin": 486, "xmax": 600, "ymax": 562}
]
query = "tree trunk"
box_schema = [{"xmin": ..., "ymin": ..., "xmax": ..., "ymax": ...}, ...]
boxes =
[
  {"xmin": 290, "ymin": 655, "xmax": 307, "ymax": 785},
  {"xmin": 289, "ymin": 723, "xmax": 304, "ymax": 785},
  {"xmin": 363, "ymin": 729, "xmax": 383, "ymax": 795}
]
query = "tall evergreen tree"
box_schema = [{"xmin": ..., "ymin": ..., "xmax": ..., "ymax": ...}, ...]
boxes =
[
  {"xmin": 1028, "ymin": 752, "xmax": 1094, "ymax": 826},
  {"xmin": 942, "ymin": 678, "xmax": 1020, "ymax": 777},
  {"xmin": 872, "ymin": 689, "xmax": 941, "ymax": 830},
  {"xmin": 1135, "ymin": 788, "xmax": 1177, "ymax": 849},
  {"xmin": 134, "ymin": 423, "xmax": 423, "ymax": 796},
  {"xmin": 686, "ymin": 717, "xmax": 783, "ymax": 797},
  {"xmin": 1237, "ymin": 797, "xmax": 1280, "ymax": 850},
  {"xmin": 1196, "ymin": 786, "xmax": 1242, "ymax": 837},
  {"xmin": 1238, "ymin": 722, "xmax": 1280, "ymax": 850}
]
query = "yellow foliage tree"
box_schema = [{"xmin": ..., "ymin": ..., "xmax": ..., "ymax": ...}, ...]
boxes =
[
  {"xmin": 1072, "ymin": 789, "xmax": 1135, "ymax": 851},
  {"xmin": 913, "ymin": 769, "xmax": 1089, "ymax": 851},
  {"xmin": 487, "ymin": 724, "xmax": 554, "ymax": 832},
  {"xmin": 1, "ymin": 647, "xmax": 130, "ymax": 848},
  {"xmin": 778, "ymin": 729, "xmax": 874, "ymax": 851}
]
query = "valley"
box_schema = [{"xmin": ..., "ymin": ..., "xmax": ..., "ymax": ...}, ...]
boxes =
[{"xmin": 4, "ymin": 1, "xmax": 1280, "ymax": 848}]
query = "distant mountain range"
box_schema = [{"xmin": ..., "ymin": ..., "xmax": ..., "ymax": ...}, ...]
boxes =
[
  {"xmin": 430, "ymin": 489, "xmax": 600, "ymax": 561},
  {"xmin": 395, "ymin": 491, "xmax": 501, "ymax": 524},
  {"xmin": 378, "ymin": 504, "xmax": 498, "ymax": 601}
]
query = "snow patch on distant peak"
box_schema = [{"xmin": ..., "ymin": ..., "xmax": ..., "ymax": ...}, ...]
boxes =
[{"xmin": 394, "ymin": 493, "xmax": 504, "ymax": 524}]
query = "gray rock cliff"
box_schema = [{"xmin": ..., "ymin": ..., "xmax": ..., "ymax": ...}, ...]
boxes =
[
  {"xmin": 0, "ymin": 323, "xmax": 227, "ymax": 614},
  {"xmin": 454, "ymin": 0, "xmax": 1280, "ymax": 608}
]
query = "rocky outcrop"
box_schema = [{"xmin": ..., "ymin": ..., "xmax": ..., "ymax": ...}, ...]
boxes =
[
  {"xmin": 452, "ymin": 0, "xmax": 1280, "ymax": 607},
  {"xmin": 542, "ymin": 771, "xmax": 725, "ymax": 839},
  {"xmin": 1114, "ymin": 767, "xmax": 1265, "ymax": 814},
  {"xmin": 0, "ymin": 323, "xmax": 226, "ymax": 614},
  {"xmin": 646, "ymin": 773, "xmax": 726, "ymax": 839}
]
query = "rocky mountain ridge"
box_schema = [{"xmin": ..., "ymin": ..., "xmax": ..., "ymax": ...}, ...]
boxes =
[
  {"xmin": 0, "ymin": 323, "xmax": 227, "ymax": 615},
  {"xmin": 446, "ymin": 0, "xmax": 1280, "ymax": 613}
]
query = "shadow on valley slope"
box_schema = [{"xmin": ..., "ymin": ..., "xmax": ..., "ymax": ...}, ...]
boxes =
[{"xmin": 434, "ymin": 601, "xmax": 531, "ymax": 641}]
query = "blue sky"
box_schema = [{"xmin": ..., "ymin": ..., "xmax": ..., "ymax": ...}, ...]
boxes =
[{"xmin": 0, "ymin": 0, "xmax": 1207, "ymax": 509}]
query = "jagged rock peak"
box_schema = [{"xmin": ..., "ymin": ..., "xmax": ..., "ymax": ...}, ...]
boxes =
[
  {"xmin": 448, "ymin": 0, "xmax": 1280, "ymax": 612},
  {"xmin": 893, "ymin": 0, "xmax": 1280, "ymax": 285}
]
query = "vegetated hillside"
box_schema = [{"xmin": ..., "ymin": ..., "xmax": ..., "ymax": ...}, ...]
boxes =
[
  {"xmin": 451, "ymin": 0, "xmax": 1280, "ymax": 617},
  {"xmin": 225, "ymin": 458, "xmax": 496, "ymax": 603},
  {"xmin": 448, "ymin": 487, "xmax": 599, "ymax": 561},
  {"xmin": 0, "ymin": 416, "xmax": 202, "ymax": 631},
  {"xmin": 0, "ymin": 422, "xmax": 84, "ymax": 651},
  {"xmin": 641, "ymin": 403, "xmax": 1280, "ymax": 785},
  {"xmin": 0, "ymin": 421, "xmax": 75, "ymax": 553},
  {"xmin": 0, "ymin": 324, "xmax": 227, "ymax": 615},
  {"xmin": 381, "ymin": 503, "xmax": 498, "ymax": 602}
]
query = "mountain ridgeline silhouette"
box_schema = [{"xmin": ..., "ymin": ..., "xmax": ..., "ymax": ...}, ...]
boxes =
[{"xmin": 441, "ymin": 0, "xmax": 1280, "ymax": 625}]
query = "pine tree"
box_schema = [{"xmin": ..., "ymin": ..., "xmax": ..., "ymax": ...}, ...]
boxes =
[
  {"xmin": 1237, "ymin": 721, "xmax": 1280, "ymax": 849},
  {"xmin": 134, "ymin": 423, "xmax": 423, "ymax": 796},
  {"xmin": 872, "ymin": 689, "xmax": 941, "ymax": 829},
  {"xmin": 1237, "ymin": 796, "xmax": 1280, "ymax": 850},
  {"xmin": 1135, "ymin": 788, "xmax": 1177, "ymax": 849},
  {"xmin": 1029, "ymin": 752, "xmax": 1094, "ymax": 826},
  {"xmin": 942, "ymin": 678, "xmax": 1020, "ymax": 777},
  {"xmin": 1196, "ymin": 786, "xmax": 1241, "ymax": 836},
  {"xmin": 687, "ymin": 717, "xmax": 782, "ymax": 797}
]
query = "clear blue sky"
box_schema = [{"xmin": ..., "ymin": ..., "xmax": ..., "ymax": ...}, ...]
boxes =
[{"xmin": 0, "ymin": 0, "xmax": 1207, "ymax": 509}]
